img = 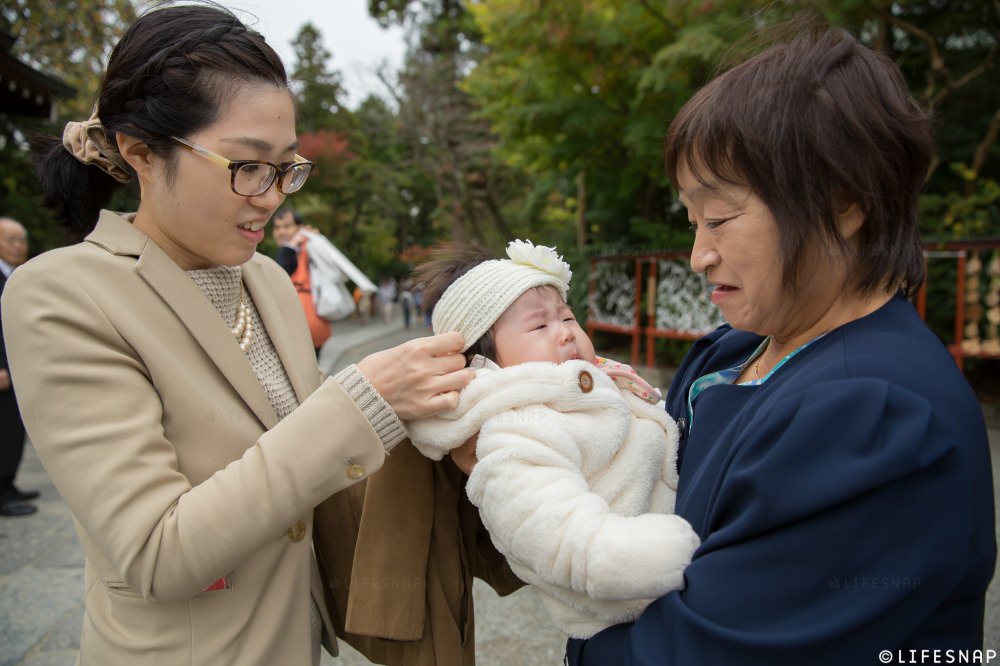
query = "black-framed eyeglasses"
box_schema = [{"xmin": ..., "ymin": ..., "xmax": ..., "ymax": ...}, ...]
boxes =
[{"xmin": 169, "ymin": 136, "xmax": 314, "ymax": 196}]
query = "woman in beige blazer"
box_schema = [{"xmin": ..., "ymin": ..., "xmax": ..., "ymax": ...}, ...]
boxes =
[{"xmin": 1, "ymin": 5, "xmax": 470, "ymax": 665}]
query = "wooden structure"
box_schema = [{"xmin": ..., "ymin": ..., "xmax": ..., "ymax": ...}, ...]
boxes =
[
  {"xmin": 587, "ymin": 241, "xmax": 1000, "ymax": 371},
  {"xmin": 0, "ymin": 29, "xmax": 74, "ymax": 119},
  {"xmin": 917, "ymin": 240, "xmax": 1000, "ymax": 371},
  {"xmin": 586, "ymin": 254, "xmax": 645, "ymax": 367}
]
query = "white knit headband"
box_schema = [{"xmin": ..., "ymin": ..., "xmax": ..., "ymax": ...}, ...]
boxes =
[{"xmin": 432, "ymin": 240, "xmax": 573, "ymax": 352}]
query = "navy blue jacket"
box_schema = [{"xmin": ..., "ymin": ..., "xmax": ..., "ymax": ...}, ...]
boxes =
[{"xmin": 568, "ymin": 296, "xmax": 996, "ymax": 664}]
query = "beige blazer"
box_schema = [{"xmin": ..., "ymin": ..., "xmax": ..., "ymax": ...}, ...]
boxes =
[{"xmin": 1, "ymin": 211, "xmax": 385, "ymax": 665}]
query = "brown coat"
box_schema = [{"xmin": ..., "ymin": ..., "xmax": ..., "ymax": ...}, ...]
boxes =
[{"xmin": 314, "ymin": 439, "xmax": 524, "ymax": 665}]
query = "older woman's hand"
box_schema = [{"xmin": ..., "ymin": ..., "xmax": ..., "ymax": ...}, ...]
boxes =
[{"xmin": 357, "ymin": 331, "xmax": 472, "ymax": 421}]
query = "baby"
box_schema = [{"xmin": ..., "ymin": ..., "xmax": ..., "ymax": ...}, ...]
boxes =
[{"xmin": 407, "ymin": 240, "xmax": 700, "ymax": 639}]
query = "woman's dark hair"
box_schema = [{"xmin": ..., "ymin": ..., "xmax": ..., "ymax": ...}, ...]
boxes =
[
  {"xmin": 410, "ymin": 242, "xmax": 499, "ymax": 365},
  {"xmin": 34, "ymin": 2, "xmax": 288, "ymax": 234},
  {"xmin": 664, "ymin": 16, "xmax": 934, "ymax": 297}
]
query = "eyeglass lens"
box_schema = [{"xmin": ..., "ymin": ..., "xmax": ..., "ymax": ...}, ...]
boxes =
[
  {"xmin": 280, "ymin": 164, "xmax": 312, "ymax": 193},
  {"xmin": 234, "ymin": 163, "xmax": 312, "ymax": 196}
]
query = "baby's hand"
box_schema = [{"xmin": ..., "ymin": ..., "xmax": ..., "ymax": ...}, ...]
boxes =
[
  {"xmin": 593, "ymin": 355, "xmax": 663, "ymax": 404},
  {"xmin": 450, "ymin": 433, "xmax": 478, "ymax": 475}
]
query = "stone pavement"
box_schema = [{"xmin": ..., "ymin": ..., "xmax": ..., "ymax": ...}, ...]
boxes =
[{"xmin": 2, "ymin": 305, "xmax": 998, "ymax": 664}]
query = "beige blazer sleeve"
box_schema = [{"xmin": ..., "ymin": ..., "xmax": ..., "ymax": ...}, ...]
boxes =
[{"xmin": 2, "ymin": 243, "xmax": 385, "ymax": 604}]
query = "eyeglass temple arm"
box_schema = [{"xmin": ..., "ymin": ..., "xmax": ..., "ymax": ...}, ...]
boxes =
[{"xmin": 172, "ymin": 136, "xmax": 232, "ymax": 169}]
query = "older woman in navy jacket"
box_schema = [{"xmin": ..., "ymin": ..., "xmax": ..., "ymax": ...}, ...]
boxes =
[{"xmin": 567, "ymin": 18, "xmax": 996, "ymax": 666}]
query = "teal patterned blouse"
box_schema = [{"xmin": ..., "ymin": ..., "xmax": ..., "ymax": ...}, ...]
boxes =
[{"xmin": 686, "ymin": 334, "xmax": 827, "ymax": 435}]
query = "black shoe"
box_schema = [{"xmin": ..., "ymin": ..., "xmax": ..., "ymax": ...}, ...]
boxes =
[
  {"xmin": 0, "ymin": 498, "xmax": 38, "ymax": 517},
  {"xmin": 11, "ymin": 486, "xmax": 40, "ymax": 501}
]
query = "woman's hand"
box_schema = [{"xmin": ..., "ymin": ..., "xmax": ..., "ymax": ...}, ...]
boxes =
[
  {"xmin": 357, "ymin": 331, "xmax": 471, "ymax": 420},
  {"xmin": 291, "ymin": 225, "xmax": 320, "ymax": 245},
  {"xmin": 449, "ymin": 433, "xmax": 478, "ymax": 475}
]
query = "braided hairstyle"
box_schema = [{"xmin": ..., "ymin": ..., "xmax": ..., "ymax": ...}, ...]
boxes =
[{"xmin": 35, "ymin": 3, "xmax": 288, "ymax": 234}]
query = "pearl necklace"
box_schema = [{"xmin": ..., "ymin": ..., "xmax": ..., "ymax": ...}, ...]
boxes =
[{"xmin": 231, "ymin": 284, "xmax": 254, "ymax": 352}]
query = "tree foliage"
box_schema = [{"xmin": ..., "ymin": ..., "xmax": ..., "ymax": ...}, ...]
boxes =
[
  {"xmin": 367, "ymin": 0, "xmax": 539, "ymax": 252},
  {"xmin": 0, "ymin": 0, "xmax": 135, "ymax": 250},
  {"xmin": 463, "ymin": 0, "xmax": 1000, "ymax": 251},
  {"xmin": 288, "ymin": 19, "xmax": 438, "ymax": 281},
  {"xmin": 463, "ymin": 0, "xmax": 768, "ymax": 256},
  {"xmin": 872, "ymin": 0, "xmax": 1000, "ymax": 238},
  {"xmin": 1, "ymin": 0, "xmax": 136, "ymax": 118},
  {"xmin": 289, "ymin": 22, "xmax": 348, "ymax": 133},
  {"xmin": 2, "ymin": 0, "xmax": 997, "ymax": 275}
]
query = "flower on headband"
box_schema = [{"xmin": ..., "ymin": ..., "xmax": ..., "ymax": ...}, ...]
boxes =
[{"xmin": 506, "ymin": 239, "xmax": 572, "ymax": 286}]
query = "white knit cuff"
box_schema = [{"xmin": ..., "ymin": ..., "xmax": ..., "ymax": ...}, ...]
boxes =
[{"xmin": 334, "ymin": 364, "xmax": 407, "ymax": 452}]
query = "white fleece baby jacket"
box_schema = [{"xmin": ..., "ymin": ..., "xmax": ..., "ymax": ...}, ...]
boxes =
[{"xmin": 407, "ymin": 358, "xmax": 701, "ymax": 638}]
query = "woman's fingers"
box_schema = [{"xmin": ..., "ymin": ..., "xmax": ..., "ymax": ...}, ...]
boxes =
[
  {"xmin": 398, "ymin": 366, "xmax": 472, "ymax": 420},
  {"xmin": 356, "ymin": 332, "xmax": 472, "ymax": 420},
  {"xmin": 420, "ymin": 330, "xmax": 465, "ymax": 356},
  {"xmin": 425, "ymin": 389, "xmax": 462, "ymax": 413},
  {"xmin": 428, "ymin": 368, "xmax": 474, "ymax": 396}
]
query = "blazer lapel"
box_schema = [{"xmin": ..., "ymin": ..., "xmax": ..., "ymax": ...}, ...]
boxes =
[
  {"xmin": 242, "ymin": 260, "xmax": 313, "ymax": 404},
  {"xmin": 134, "ymin": 245, "xmax": 280, "ymax": 429},
  {"xmin": 72, "ymin": 217, "xmax": 277, "ymax": 437}
]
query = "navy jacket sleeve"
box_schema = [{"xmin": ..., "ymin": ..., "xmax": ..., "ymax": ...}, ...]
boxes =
[
  {"xmin": 569, "ymin": 378, "xmax": 985, "ymax": 664},
  {"xmin": 275, "ymin": 246, "xmax": 298, "ymax": 276}
]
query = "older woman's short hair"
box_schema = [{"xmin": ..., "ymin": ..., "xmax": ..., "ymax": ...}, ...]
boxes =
[{"xmin": 664, "ymin": 19, "xmax": 934, "ymax": 297}]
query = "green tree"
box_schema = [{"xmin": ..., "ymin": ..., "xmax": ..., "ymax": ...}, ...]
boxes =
[
  {"xmin": 369, "ymin": 0, "xmax": 536, "ymax": 251},
  {"xmin": 289, "ymin": 22, "xmax": 348, "ymax": 133},
  {"xmin": 286, "ymin": 21, "xmax": 430, "ymax": 280},
  {"xmin": 464, "ymin": 0, "xmax": 1000, "ymax": 255},
  {"xmin": 868, "ymin": 0, "xmax": 1000, "ymax": 239},
  {"xmin": 334, "ymin": 95, "xmax": 439, "ymax": 276}
]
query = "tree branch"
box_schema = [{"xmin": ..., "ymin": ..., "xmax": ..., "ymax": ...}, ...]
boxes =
[
  {"xmin": 635, "ymin": 0, "xmax": 673, "ymax": 32},
  {"xmin": 930, "ymin": 42, "xmax": 997, "ymax": 108},
  {"xmin": 968, "ymin": 108, "xmax": 1000, "ymax": 195},
  {"xmin": 479, "ymin": 174, "xmax": 515, "ymax": 241},
  {"xmin": 877, "ymin": 8, "xmax": 948, "ymax": 102},
  {"xmin": 878, "ymin": 6, "xmax": 997, "ymax": 113},
  {"xmin": 375, "ymin": 66, "xmax": 405, "ymax": 107}
]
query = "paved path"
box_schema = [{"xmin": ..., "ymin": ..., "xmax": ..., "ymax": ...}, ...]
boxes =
[{"xmin": 2, "ymin": 307, "xmax": 998, "ymax": 664}]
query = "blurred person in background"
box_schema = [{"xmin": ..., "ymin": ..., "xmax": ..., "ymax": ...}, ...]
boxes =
[
  {"xmin": 400, "ymin": 279, "xmax": 414, "ymax": 329},
  {"xmin": 0, "ymin": 216, "xmax": 38, "ymax": 517},
  {"xmin": 378, "ymin": 277, "xmax": 397, "ymax": 325},
  {"xmin": 271, "ymin": 207, "xmax": 330, "ymax": 354}
]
